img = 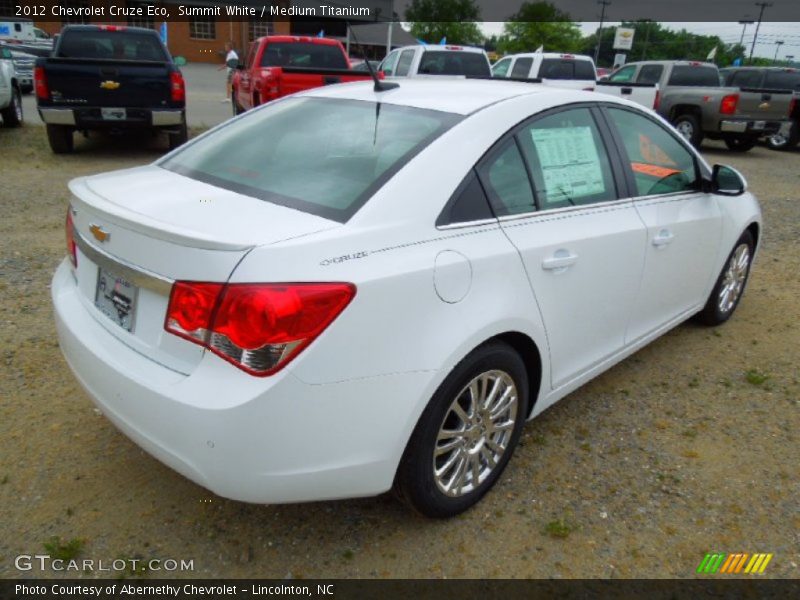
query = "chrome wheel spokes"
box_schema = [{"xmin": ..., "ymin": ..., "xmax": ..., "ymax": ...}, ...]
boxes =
[
  {"xmin": 718, "ymin": 243, "xmax": 751, "ymax": 314},
  {"xmin": 433, "ymin": 370, "xmax": 518, "ymax": 497}
]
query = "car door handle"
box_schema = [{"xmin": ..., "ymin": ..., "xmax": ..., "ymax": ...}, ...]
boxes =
[
  {"xmin": 621, "ymin": 87, "xmax": 633, "ymax": 95},
  {"xmin": 652, "ymin": 230, "xmax": 675, "ymax": 247},
  {"xmin": 542, "ymin": 251, "xmax": 578, "ymax": 271}
]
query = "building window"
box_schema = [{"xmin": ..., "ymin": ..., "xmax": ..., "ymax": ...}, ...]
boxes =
[
  {"xmin": 248, "ymin": 20, "xmax": 273, "ymax": 41},
  {"xmin": 0, "ymin": 0, "xmax": 15, "ymax": 17},
  {"xmin": 126, "ymin": 1, "xmax": 154, "ymax": 29},
  {"xmin": 60, "ymin": 1, "xmax": 92, "ymax": 24},
  {"xmin": 189, "ymin": 11, "xmax": 216, "ymax": 40}
]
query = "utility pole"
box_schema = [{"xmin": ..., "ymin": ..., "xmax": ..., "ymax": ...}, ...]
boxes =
[
  {"xmin": 738, "ymin": 20, "xmax": 754, "ymax": 49},
  {"xmin": 639, "ymin": 19, "xmax": 652, "ymax": 61},
  {"xmin": 749, "ymin": 2, "xmax": 772, "ymax": 63},
  {"xmin": 773, "ymin": 40, "xmax": 784, "ymax": 63},
  {"xmin": 594, "ymin": 0, "xmax": 611, "ymax": 66}
]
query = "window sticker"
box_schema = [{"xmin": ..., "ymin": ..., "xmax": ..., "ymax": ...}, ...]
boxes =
[{"xmin": 531, "ymin": 126, "xmax": 606, "ymax": 202}]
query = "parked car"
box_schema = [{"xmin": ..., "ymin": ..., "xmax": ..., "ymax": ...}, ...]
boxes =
[
  {"xmin": 0, "ymin": 42, "xmax": 35, "ymax": 93},
  {"xmin": 492, "ymin": 52, "xmax": 597, "ymax": 90},
  {"xmin": 719, "ymin": 66, "xmax": 800, "ymax": 150},
  {"xmin": 0, "ymin": 45, "xmax": 23, "ymax": 126},
  {"xmin": 231, "ymin": 36, "xmax": 376, "ymax": 115},
  {"xmin": 605, "ymin": 60, "xmax": 793, "ymax": 151},
  {"xmin": 34, "ymin": 24, "xmax": 186, "ymax": 153},
  {"xmin": 380, "ymin": 44, "xmax": 491, "ymax": 78},
  {"xmin": 53, "ymin": 80, "xmax": 761, "ymax": 517},
  {"xmin": 0, "ymin": 17, "xmax": 52, "ymax": 46}
]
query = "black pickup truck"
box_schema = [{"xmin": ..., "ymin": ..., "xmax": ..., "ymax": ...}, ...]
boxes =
[{"xmin": 35, "ymin": 25, "xmax": 186, "ymax": 153}]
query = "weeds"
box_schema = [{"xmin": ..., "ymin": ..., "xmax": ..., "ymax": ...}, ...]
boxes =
[{"xmin": 43, "ymin": 537, "xmax": 84, "ymax": 561}]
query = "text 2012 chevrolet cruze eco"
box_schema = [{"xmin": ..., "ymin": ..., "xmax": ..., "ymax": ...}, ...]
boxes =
[{"xmin": 53, "ymin": 79, "xmax": 761, "ymax": 517}]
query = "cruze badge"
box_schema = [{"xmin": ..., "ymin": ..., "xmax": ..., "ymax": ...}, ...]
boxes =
[
  {"xmin": 100, "ymin": 80, "xmax": 120, "ymax": 90},
  {"xmin": 89, "ymin": 224, "xmax": 110, "ymax": 243}
]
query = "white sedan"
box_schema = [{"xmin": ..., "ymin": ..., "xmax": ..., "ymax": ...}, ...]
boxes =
[{"xmin": 52, "ymin": 80, "xmax": 761, "ymax": 517}]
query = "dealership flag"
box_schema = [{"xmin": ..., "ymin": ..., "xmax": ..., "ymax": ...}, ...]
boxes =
[{"xmin": 707, "ymin": 46, "xmax": 717, "ymax": 61}]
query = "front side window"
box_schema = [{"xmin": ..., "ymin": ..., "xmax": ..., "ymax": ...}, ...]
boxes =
[
  {"xmin": 477, "ymin": 140, "xmax": 535, "ymax": 216},
  {"xmin": 161, "ymin": 98, "xmax": 461, "ymax": 222},
  {"xmin": 510, "ymin": 57, "xmax": 532, "ymax": 78},
  {"xmin": 517, "ymin": 108, "xmax": 617, "ymax": 210},
  {"xmin": 609, "ymin": 65, "xmax": 636, "ymax": 82},
  {"xmin": 606, "ymin": 107, "xmax": 699, "ymax": 197},
  {"xmin": 491, "ymin": 57, "xmax": 512, "ymax": 78}
]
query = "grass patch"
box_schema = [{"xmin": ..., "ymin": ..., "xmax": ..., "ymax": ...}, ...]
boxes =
[
  {"xmin": 744, "ymin": 369, "xmax": 769, "ymax": 386},
  {"xmin": 43, "ymin": 537, "xmax": 84, "ymax": 561},
  {"xmin": 544, "ymin": 519, "xmax": 573, "ymax": 539}
]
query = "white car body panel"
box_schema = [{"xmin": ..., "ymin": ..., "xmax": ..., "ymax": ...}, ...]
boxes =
[
  {"xmin": 492, "ymin": 52, "xmax": 597, "ymax": 91},
  {"xmin": 52, "ymin": 80, "xmax": 762, "ymax": 504},
  {"xmin": 379, "ymin": 44, "xmax": 491, "ymax": 79}
]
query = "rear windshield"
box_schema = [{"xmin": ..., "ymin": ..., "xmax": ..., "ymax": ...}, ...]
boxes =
[
  {"xmin": 540, "ymin": 58, "xmax": 595, "ymax": 80},
  {"xmin": 260, "ymin": 42, "xmax": 348, "ymax": 69},
  {"xmin": 419, "ymin": 50, "xmax": 490, "ymax": 78},
  {"xmin": 668, "ymin": 65, "xmax": 720, "ymax": 87},
  {"xmin": 161, "ymin": 97, "xmax": 461, "ymax": 222},
  {"xmin": 57, "ymin": 30, "xmax": 167, "ymax": 61},
  {"xmin": 764, "ymin": 71, "xmax": 800, "ymax": 90}
]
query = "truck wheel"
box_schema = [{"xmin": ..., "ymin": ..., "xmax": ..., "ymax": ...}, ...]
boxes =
[
  {"xmin": 46, "ymin": 124, "xmax": 74, "ymax": 153},
  {"xmin": 167, "ymin": 121, "xmax": 188, "ymax": 151},
  {"xmin": 724, "ymin": 136, "xmax": 758, "ymax": 152},
  {"xmin": 766, "ymin": 124, "xmax": 799, "ymax": 151},
  {"xmin": 1, "ymin": 86, "xmax": 23, "ymax": 127},
  {"xmin": 672, "ymin": 114, "xmax": 703, "ymax": 147}
]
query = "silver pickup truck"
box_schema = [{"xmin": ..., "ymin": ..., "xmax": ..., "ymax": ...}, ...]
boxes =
[{"xmin": 606, "ymin": 60, "xmax": 793, "ymax": 152}]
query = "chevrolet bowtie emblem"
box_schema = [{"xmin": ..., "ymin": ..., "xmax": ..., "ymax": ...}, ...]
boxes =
[
  {"xmin": 759, "ymin": 101, "xmax": 770, "ymax": 109},
  {"xmin": 89, "ymin": 224, "xmax": 110, "ymax": 243},
  {"xmin": 100, "ymin": 80, "xmax": 120, "ymax": 90}
]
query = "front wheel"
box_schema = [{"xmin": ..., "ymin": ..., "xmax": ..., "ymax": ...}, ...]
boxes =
[
  {"xmin": 1, "ymin": 86, "xmax": 23, "ymax": 127},
  {"xmin": 695, "ymin": 231, "xmax": 754, "ymax": 326},
  {"xmin": 395, "ymin": 342, "xmax": 528, "ymax": 518},
  {"xmin": 724, "ymin": 136, "xmax": 758, "ymax": 152}
]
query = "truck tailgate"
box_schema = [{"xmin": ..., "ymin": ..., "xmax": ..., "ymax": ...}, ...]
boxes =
[
  {"xmin": 736, "ymin": 88, "xmax": 794, "ymax": 121},
  {"xmin": 277, "ymin": 67, "xmax": 375, "ymax": 97}
]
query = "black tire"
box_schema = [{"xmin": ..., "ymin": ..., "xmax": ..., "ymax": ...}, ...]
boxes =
[
  {"xmin": 766, "ymin": 123, "xmax": 800, "ymax": 151},
  {"xmin": 46, "ymin": 124, "xmax": 74, "ymax": 153},
  {"xmin": 1, "ymin": 86, "xmax": 23, "ymax": 127},
  {"xmin": 724, "ymin": 136, "xmax": 758, "ymax": 152},
  {"xmin": 167, "ymin": 120, "xmax": 188, "ymax": 151},
  {"xmin": 672, "ymin": 113, "xmax": 703, "ymax": 147},
  {"xmin": 395, "ymin": 341, "xmax": 529, "ymax": 518},
  {"xmin": 695, "ymin": 230, "xmax": 755, "ymax": 326}
]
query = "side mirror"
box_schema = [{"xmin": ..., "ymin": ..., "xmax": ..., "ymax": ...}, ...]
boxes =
[{"xmin": 711, "ymin": 164, "xmax": 747, "ymax": 196}]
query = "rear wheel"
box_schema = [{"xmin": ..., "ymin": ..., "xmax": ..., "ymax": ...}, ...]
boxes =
[
  {"xmin": 766, "ymin": 123, "xmax": 800, "ymax": 150},
  {"xmin": 46, "ymin": 124, "xmax": 74, "ymax": 153},
  {"xmin": 672, "ymin": 113, "xmax": 703, "ymax": 147},
  {"xmin": 724, "ymin": 135, "xmax": 758, "ymax": 152},
  {"xmin": 1, "ymin": 86, "xmax": 23, "ymax": 127},
  {"xmin": 395, "ymin": 342, "xmax": 528, "ymax": 518},
  {"xmin": 695, "ymin": 231, "xmax": 754, "ymax": 326},
  {"xmin": 167, "ymin": 120, "xmax": 188, "ymax": 151}
]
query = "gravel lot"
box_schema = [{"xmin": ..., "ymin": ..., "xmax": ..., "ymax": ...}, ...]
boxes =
[{"xmin": 0, "ymin": 123, "xmax": 798, "ymax": 580}]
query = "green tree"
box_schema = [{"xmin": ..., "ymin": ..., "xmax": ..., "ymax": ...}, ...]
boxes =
[
  {"xmin": 498, "ymin": 2, "xmax": 582, "ymax": 54},
  {"xmin": 406, "ymin": 0, "xmax": 484, "ymax": 46}
]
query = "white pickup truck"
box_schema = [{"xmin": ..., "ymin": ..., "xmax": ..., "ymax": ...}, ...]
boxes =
[
  {"xmin": 0, "ymin": 45, "xmax": 23, "ymax": 127},
  {"xmin": 491, "ymin": 52, "xmax": 659, "ymax": 109},
  {"xmin": 379, "ymin": 44, "xmax": 491, "ymax": 79}
]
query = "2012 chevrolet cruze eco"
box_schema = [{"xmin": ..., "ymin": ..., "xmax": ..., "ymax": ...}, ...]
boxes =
[{"xmin": 52, "ymin": 80, "xmax": 761, "ymax": 517}]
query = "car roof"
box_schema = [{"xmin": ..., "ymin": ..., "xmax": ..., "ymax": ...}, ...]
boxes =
[
  {"xmin": 301, "ymin": 78, "xmax": 616, "ymax": 116},
  {"xmin": 395, "ymin": 44, "xmax": 487, "ymax": 54}
]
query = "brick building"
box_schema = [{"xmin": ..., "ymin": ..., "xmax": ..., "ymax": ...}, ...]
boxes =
[{"xmin": 7, "ymin": 0, "xmax": 392, "ymax": 64}]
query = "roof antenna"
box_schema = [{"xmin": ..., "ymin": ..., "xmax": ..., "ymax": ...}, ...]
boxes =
[{"xmin": 347, "ymin": 21, "xmax": 399, "ymax": 92}]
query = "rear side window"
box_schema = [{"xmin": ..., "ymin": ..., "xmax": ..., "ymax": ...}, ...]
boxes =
[
  {"xmin": 492, "ymin": 57, "xmax": 512, "ymax": 78},
  {"xmin": 668, "ymin": 65, "xmax": 720, "ymax": 86},
  {"xmin": 57, "ymin": 30, "xmax": 167, "ymax": 61},
  {"xmin": 637, "ymin": 64, "xmax": 663, "ymax": 85},
  {"xmin": 606, "ymin": 107, "xmax": 699, "ymax": 197},
  {"xmin": 517, "ymin": 108, "xmax": 618, "ymax": 209},
  {"xmin": 764, "ymin": 70, "xmax": 800, "ymax": 90},
  {"xmin": 261, "ymin": 42, "xmax": 347, "ymax": 69},
  {"xmin": 161, "ymin": 97, "xmax": 461, "ymax": 223},
  {"xmin": 395, "ymin": 49, "xmax": 415, "ymax": 76},
  {"xmin": 419, "ymin": 51, "xmax": 490, "ymax": 78},
  {"xmin": 511, "ymin": 57, "xmax": 533, "ymax": 78},
  {"xmin": 437, "ymin": 171, "xmax": 493, "ymax": 226}
]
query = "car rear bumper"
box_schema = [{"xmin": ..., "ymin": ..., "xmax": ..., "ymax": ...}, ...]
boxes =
[
  {"xmin": 52, "ymin": 260, "xmax": 432, "ymax": 504},
  {"xmin": 719, "ymin": 119, "xmax": 783, "ymax": 135},
  {"xmin": 38, "ymin": 107, "xmax": 184, "ymax": 128}
]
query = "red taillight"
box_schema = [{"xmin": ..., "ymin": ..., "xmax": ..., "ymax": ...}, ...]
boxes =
[
  {"xmin": 98, "ymin": 25, "xmax": 127, "ymax": 31},
  {"xmin": 653, "ymin": 89, "xmax": 661, "ymax": 110},
  {"xmin": 34, "ymin": 66, "xmax": 49, "ymax": 101},
  {"xmin": 170, "ymin": 71, "xmax": 185, "ymax": 103},
  {"xmin": 65, "ymin": 208, "xmax": 77, "ymax": 268},
  {"xmin": 720, "ymin": 93, "xmax": 739, "ymax": 115},
  {"xmin": 789, "ymin": 97, "xmax": 796, "ymax": 117},
  {"xmin": 165, "ymin": 282, "xmax": 356, "ymax": 376}
]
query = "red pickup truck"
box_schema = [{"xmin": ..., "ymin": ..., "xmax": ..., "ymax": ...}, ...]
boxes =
[{"xmin": 231, "ymin": 36, "xmax": 378, "ymax": 114}]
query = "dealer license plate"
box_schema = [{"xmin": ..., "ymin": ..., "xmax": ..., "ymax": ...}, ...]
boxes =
[
  {"xmin": 94, "ymin": 268, "xmax": 138, "ymax": 332},
  {"xmin": 101, "ymin": 107, "xmax": 126, "ymax": 121},
  {"xmin": 752, "ymin": 120, "xmax": 766, "ymax": 130}
]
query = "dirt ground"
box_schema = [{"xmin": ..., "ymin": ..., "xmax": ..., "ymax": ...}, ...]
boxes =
[{"xmin": 0, "ymin": 126, "xmax": 798, "ymax": 579}]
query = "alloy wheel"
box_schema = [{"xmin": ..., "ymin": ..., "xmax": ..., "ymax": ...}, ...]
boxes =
[
  {"xmin": 676, "ymin": 121, "xmax": 694, "ymax": 141},
  {"xmin": 718, "ymin": 243, "xmax": 750, "ymax": 314}
]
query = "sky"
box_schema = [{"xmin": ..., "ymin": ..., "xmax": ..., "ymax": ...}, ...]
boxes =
[{"xmin": 476, "ymin": 22, "xmax": 800, "ymax": 60}]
